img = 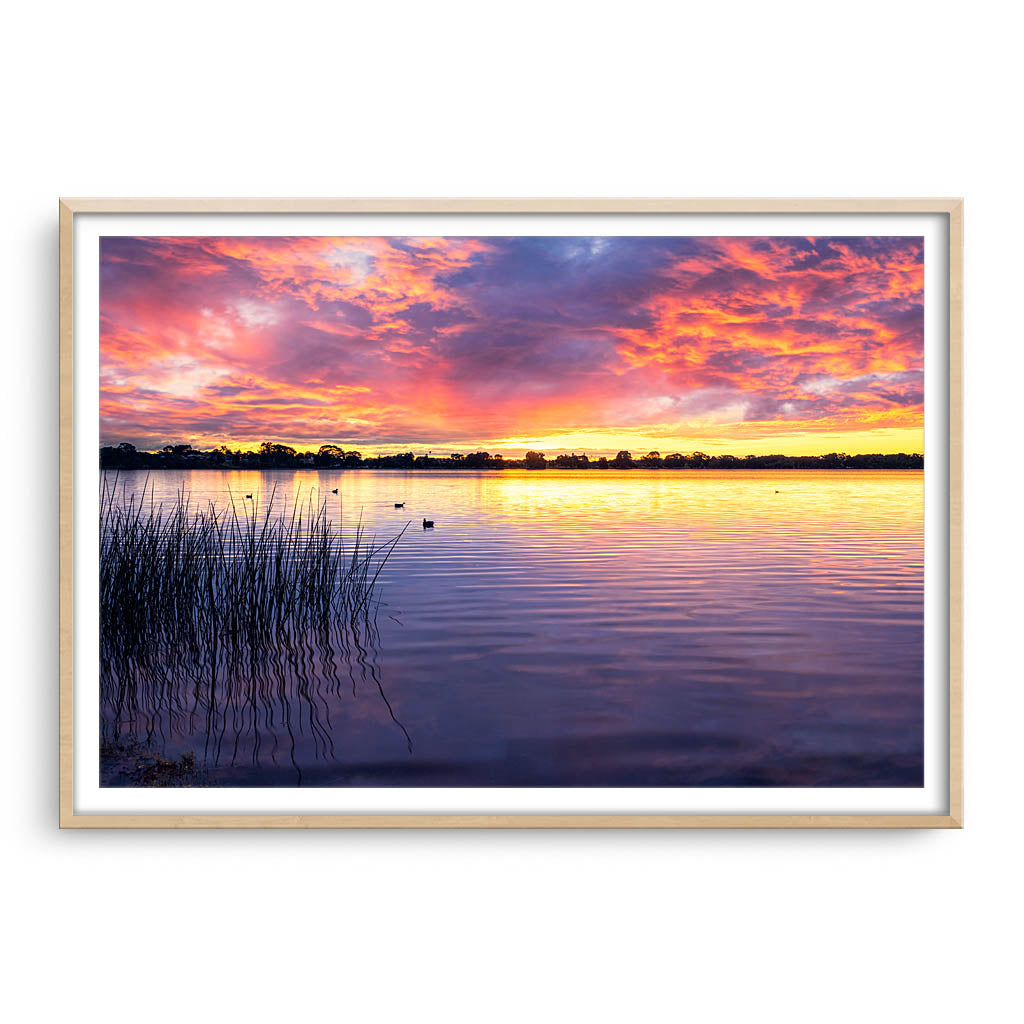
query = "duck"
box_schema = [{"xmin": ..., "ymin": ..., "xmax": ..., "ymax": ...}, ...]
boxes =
[
  {"xmin": 394, "ymin": 502, "xmax": 405, "ymax": 508},
  {"xmin": 331, "ymin": 488, "xmax": 339, "ymax": 494},
  {"xmin": 245, "ymin": 493, "xmax": 253, "ymax": 499},
  {"xmin": 422, "ymin": 518, "xmax": 434, "ymax": 528}
]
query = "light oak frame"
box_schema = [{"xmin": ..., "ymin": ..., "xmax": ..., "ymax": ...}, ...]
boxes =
[{"xmin": 59, "ymin": 198, "xmax": 963, "ymax": 829}]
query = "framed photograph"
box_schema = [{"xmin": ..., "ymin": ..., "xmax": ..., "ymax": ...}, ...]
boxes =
[{"xmin": 59, "ymin": 198, "xmax": 962, "ymax": 828}]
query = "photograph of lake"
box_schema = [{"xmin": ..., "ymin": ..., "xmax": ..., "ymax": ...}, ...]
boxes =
[{"xmin": 98, "ymin": 234, "xmax": 924, "ymax": 788}]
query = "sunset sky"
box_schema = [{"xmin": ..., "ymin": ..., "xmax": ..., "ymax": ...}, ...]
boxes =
[{"xmin": 99, "ymin": 235, "xmax": 924, "ymax": 456}]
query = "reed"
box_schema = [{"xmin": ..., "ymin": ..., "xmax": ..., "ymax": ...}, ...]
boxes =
[
  {"xmin": 99, "ymin": 478, "xmax": 413, "ymax": 781},
  {"xmin": 100, "ymin": 476, "xmax": 407, "ymax": 657}
]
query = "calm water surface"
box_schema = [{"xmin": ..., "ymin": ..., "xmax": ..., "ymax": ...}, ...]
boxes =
[{"xmin": 101, "ymin": 469, "xmax": 923, "ymax": 787}]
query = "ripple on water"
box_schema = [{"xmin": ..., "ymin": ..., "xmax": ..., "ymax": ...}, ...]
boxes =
[{"xmin": 100, "ymin": 469, "xmax": 924, "ymax": 787}]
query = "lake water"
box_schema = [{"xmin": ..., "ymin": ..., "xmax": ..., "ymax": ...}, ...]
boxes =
[{"xmin": 100, "ymin": 469, "xmax": 924, "ymax": 787}]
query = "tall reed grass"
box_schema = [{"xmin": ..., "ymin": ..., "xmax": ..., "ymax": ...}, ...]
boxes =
[
  {"xmin": 99, "ymin": 477, "xmax": 412, "ymax": 776},
  {"xmin": 100, "ymin": 476, "xmax": 407, "ymax": 654}
]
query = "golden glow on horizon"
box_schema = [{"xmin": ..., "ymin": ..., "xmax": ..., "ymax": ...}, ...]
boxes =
[
  {"xmin": 150, "ymin": 426, "xmax": 923, "ymax": 459},
  {"xmin": 487, "ymin": 427, "xmax": 923, "ymax": 458},
  {"xmin": 100, "ymin": 235, "xmax": 925, "ymax": 456}
]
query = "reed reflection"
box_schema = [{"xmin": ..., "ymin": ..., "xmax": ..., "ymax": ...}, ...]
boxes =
[
  {"xmin": 99, "ymin": 477, "xmax": 412, "ymax": 786},
  {"xmin": 101, "ymin": 468, "xmax": 924, "ymax": 788}
]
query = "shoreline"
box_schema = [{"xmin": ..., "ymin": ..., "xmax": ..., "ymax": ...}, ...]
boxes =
[{"xmin": 101, "ymin": 445, "xmax": 923, "ymax": 473}]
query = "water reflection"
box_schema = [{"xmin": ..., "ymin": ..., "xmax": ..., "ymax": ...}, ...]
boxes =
[
  {"xmin": 101, "ymin": 469, "xmax": 924, "ymax": 787},
  {"xmin": 101, "ymin": 615, "xmax": 412, "ymax": 786}
]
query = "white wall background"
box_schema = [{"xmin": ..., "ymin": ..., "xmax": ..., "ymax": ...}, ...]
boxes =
[{"xmin": 2, "ymin": 2, "xmax": 1019, "ymax": 1021}]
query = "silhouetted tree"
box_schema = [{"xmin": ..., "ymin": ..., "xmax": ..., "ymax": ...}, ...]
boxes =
[
  {"xmin": 316, "ymin": 444, "xmax": 347, "ymax": 466},
  {"xmin": 256, "ymin": 442, "xmax": 298, "ymax": 467},
  {"xmin": 98, "ymin": 442, "xmax": 924, "ymax": 472},
  {"xmin": 821, "ymin": 452, "xmax": 849, "ymax": 469}
]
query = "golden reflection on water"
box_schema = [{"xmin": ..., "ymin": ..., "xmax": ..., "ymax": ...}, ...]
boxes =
[
  {"xmin": 156, "ymin": 467, "xmax": 922, "ymax": 530},
  {"xmin": 103, "ymin": 468, "xmax": 925, "ymax": 788},
  {"xmin": 465, "ymin": 469, "xmax": 922, "ymax": 532}
]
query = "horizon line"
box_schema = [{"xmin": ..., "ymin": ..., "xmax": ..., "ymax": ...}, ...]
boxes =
[{"xmin": 101, "ymin": 442, "xmax": 923, "ymax": 459}]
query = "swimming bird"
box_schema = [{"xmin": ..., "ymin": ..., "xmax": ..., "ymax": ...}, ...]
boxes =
[
  {"xmin": 245, "ymin": 493, "xmax": 252, "ymax": 499},
  {"xmin": 332, "ymin": 488, "xmax": 338, "ymax": 494},
  {"xmin": 422, "ymin": 518, "xmax": 434, "ymax": 528},
  {"xmin": 395, "ymin": 502, "xmax": 404, "ymax": 508}
]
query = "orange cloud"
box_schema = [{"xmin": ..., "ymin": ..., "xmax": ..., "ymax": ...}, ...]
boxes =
[{"xmin": 100, "ymin": 235, "xmax": 924, "ymax": 454}]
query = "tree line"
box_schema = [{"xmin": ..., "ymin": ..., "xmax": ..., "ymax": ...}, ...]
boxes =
[{"xmin": 100, "ymin": 442, "xmax": 924, "ymax": 471}]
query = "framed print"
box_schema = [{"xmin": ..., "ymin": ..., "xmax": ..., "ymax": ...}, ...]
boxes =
[{"xmin": 59, "ymin": 198, "xmax": 962, "ymax": 828}]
